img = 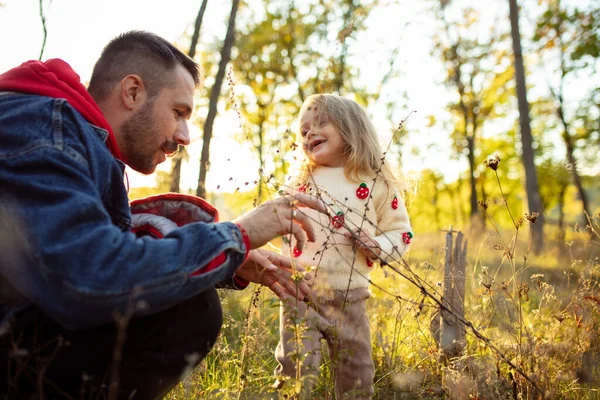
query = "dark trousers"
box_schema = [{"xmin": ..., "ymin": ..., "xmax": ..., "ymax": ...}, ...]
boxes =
[{"xmin": 0, "ymin": 288, "xmax": 222, "ymax": 400}]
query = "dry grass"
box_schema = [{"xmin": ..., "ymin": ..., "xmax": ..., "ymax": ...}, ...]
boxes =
[{"xmin": 167, "ymin": 158, "xmax": 600, "ymax": 399}]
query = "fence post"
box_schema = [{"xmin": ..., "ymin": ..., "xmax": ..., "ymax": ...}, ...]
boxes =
[{"xmin": 431, "ymin": 227, "xmax": 467, "ymax": 358}]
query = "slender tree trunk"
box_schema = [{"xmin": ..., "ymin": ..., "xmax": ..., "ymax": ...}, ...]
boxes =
[
  {"xmin": 557, "ymin": 99, "xmax": 591, "ymax": 221},
  {"xmin": 479, "ymin": 175, "xmax": 487, "ymax": 228},
  {"xmin": 508, "ymin": 0, "xmax": 545, "ymax": 252},
  {"xmin": 169, "ymin": 151, "xmax": 183, "ymax": 193},
  {"xmin": 466, "ymin": 136, "xmax": 478, "ymax": 218},
  {"xmin": 557, "ymin": 184, "xmax": 566, "ymax": 243},
  {"xmin": 170, "ymin": 0, "xmax": 209, "ymax": 193},
  {"xmin": 196, "ymin": 0, "xmax": 240, "ymax": 198},
  {"xmin": 189, "ymin": 0, "xmax": 208, "ymax": 60},
  {"xmin": 433, "ymin": 184, "xmax": 440, "ymax": 231},
  {"xmin": 552, "ymin": 6, "xmax": 591, "ymax": 228}
]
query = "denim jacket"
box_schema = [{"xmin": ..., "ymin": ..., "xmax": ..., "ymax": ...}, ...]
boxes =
[{"xmin": 0, "ymin": 93, "xmax": 248, "ymax": 329}]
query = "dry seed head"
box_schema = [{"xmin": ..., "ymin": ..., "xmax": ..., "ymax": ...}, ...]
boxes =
[
  {"xmin": 478, "ymin": 199, "xmax": 490, "ymax": 210},
  {"xmin": 484, "ymin": 155, "xmax": 501, "ymax": 171},
  {"xmin": 525, "ymin": 212, "xmax": 540, "ymax": 224},
  {"xmin": 478, "ymin": 274, "xmax": 493, "ymax": 289},
  {"xmin": 517, "ymin": 217, "xmax": 524, "ymax": 227},
  {"xmin": 493, "ymin": 243, "xmax": 504, "ymax": 251},
  {"xmin": 518, "ymin": 283, "xmax": 530, "ymax": 301}
]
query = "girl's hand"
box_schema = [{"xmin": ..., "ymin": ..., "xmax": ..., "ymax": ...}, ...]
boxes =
[{"xmin": 344, "ymin": 229, "xmax": 381, "ymax": 260}]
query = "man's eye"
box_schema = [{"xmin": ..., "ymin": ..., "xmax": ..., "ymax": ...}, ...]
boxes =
[{"xmin": 174, "ymin": 110, "xmax": 183, "ymax": 118}]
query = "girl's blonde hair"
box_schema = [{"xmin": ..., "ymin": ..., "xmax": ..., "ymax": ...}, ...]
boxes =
[{"xmin": 295, "ymin": 94, "xmax": 401, "ymax": 192}]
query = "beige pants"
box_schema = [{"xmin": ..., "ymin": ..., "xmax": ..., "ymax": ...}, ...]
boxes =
[{"xmin": 275, "ymin": 287, "xmax": 374, "ymax": 399}]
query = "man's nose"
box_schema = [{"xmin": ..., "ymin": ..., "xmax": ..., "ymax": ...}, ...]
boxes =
[{"xmin": 174, "ymin": 122, "xmax": 191, "ymax": 146}]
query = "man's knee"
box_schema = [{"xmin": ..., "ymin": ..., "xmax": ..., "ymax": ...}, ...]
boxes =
[
  {"xmin": 185, "ymin": 287, "xmax": 223, "ymax": 350},
  {"xmin": 162, "ymin": 287, "xmax": 223, "ymax": 357}
]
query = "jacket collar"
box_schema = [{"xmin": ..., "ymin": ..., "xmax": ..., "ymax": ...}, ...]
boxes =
[{"xmin": 0, "ymin": 59, "xmax": 122, "ymax": 160}]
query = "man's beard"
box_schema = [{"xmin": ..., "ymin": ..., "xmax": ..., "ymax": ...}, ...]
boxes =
[{"xmin": 120, "ymin": 100, "xmax": 160, "ymax": 175}]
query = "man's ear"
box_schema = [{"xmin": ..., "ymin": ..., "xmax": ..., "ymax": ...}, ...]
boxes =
[{"xmin": 120, "ymin": 74, "xmax": 148, "ymax": 111}]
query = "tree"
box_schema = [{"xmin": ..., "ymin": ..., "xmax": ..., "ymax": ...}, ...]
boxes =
[
  {"xmin": 196, "ymin": 0, "xmax": 240, "ymax": 198},
  {"xmin": 170, "ymin": 0, "xmax": 209, "ymax": 193},
  {"xmin": 432, "ymin": 4, "xmax": 512, "ymax": 225},
  {"xmin": 229, "ymin": 0, "xmax": 383, "ymax": 200},
  {"xmin": 231, "ymin": 1, "xmax": 308, "ymax": 201},
  {"xmin": 533, "ymin": 0, "xmax": 595, "ymax": 224},
  {"xmin": 508, "ymin": 0, "xmax": 545, "ymax": 252}
]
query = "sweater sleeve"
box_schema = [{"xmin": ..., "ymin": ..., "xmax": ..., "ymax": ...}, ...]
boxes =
[{"xmin": 372, "ymin": 185, "xmax": 412, "ymax": 263}]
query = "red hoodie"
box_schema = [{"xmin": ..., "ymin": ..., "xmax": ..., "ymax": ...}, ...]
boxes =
[{"xmin": 0, "ymin": 59, "xmax": 122, "ymax": 160}]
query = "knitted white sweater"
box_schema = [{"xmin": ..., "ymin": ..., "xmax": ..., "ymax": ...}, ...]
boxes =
[{"xmin": 284, "ymin": 166, "xmax": 412, "ymax": 295}]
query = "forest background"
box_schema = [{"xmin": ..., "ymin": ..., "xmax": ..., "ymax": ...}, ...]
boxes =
[{"xmin": 1, "ymin": 0, "xmax": 599, "ymax": 398}]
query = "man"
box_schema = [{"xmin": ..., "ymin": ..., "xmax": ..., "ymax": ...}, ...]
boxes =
[{"xmin": 0, "ymin": 31, "xmax": 322, "ymax": 399}]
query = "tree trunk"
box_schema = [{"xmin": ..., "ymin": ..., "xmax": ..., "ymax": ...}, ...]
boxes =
[
  {"xmin": 196, "ymin": 0, "xmax": 240, "ymax": 198},
  {"xmin": 189, "ymin": 0, "xmax": 208, "ymax": 60},
  {"xmin": 433, "ymin": 185, "xmax": 440, "ymax": 232},
  {"xmin": 508, "ymin": 0, "xmax": 545, "ymax": 253},
  {"xmin": 170, "ymin": 0, "xmax": 209, "ymax": 193},
  {"xmin": 557, "ymin": 100, "xmax": 591, "ymax": 222},
  {"xmin": 466, "ymin": 136, "xmax": 478, "ymax": 218},
  {"xmin": 552, "ymin": 6, "xmax": 591, "ymax": 229},
  {"xmin": 479, "ymin": 175, "xmax": 487, "ymax": 228},
  {"xmin": 557, "ymin": 184, "xmax": 566, "ymax": 243},
  {"xmin": 169, "ymin": 154, "xmax": 183, "ymax": 193}
]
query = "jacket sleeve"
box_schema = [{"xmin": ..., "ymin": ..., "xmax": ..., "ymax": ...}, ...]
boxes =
[{"xmin": 0, "ymin": 102, "xmax": 248, "ymax": 329}]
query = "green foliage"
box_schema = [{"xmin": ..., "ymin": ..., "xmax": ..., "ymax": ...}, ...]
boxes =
[
  {"xmin": 430, "ymin": 4, "xmax": 514, "ymax": 219},
  {"xmin": 226, "ymin": 0, "xmax": 389, "ymax": 204},
  {"xmin": 533, "ymin": 0, "xmax": 599, "ymax": 171}
]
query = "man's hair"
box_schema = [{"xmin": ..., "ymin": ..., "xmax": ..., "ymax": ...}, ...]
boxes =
[{"xmin": 88, "ymin": 30, "xmax": 201, "ymax": 102}]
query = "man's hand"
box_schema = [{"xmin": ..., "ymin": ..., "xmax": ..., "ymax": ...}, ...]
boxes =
[
  {"xmin": 233, "ymin": 193, "xmax": 326, "ymax": 253},
  {"xmin": 234, "ymin": 249, "xmax": 310, "ymax": 301}
]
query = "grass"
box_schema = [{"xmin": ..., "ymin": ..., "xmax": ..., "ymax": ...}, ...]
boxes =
[
  {"xmin": 164, "ymin": 230, "xmax": 599, "ymax": 399},
  {"xmin": 166, "ymin": 159, "xmax": 599, "ymax": 400}
]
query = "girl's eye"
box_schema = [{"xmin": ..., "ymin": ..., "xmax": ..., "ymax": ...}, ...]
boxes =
[{"xmin": 301, "ymin": 129, "xmax": 309, "ymax": 137}]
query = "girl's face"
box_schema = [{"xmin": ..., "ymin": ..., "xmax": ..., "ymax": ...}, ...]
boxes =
[{"xmin": 299, "ymin": 105, "xmax": 346, "ymax": 168}]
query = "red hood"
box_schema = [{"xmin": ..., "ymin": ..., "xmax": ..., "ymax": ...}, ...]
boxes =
[{"xmin": 0, "ymin": 59, "xmax": 122, "ymax": 160}]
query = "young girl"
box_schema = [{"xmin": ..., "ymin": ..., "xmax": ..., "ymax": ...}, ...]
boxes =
[{"xmin": 275, "ymin": 94, "xmax": 412, "ymax": 399}]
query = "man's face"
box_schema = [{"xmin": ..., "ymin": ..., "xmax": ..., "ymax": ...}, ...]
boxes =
[{"xmin": 121, "ymin": 64, "xmax": 195, "ymax": 174}]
